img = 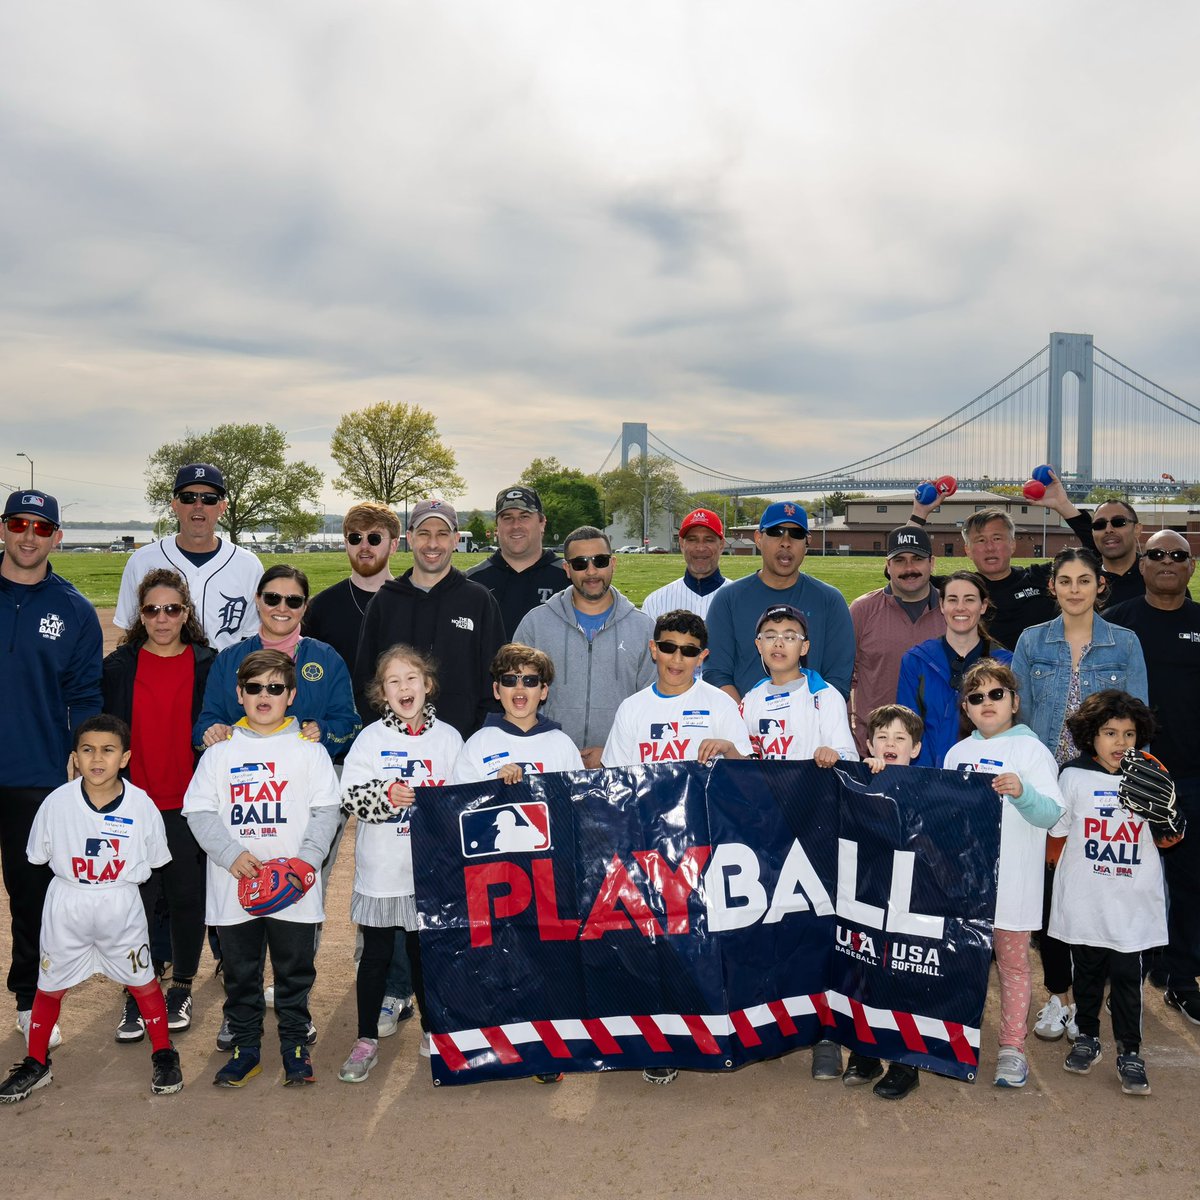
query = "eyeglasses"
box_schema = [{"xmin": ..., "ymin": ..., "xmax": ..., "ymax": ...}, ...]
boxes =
[
  {"xmin": 966, "ymin": 687, "xmax": 1010, "ymax": 706},
  {"xmin": 140, "ymin": 603, "xmax": 186, "ymax": 618},
  {"xmin": 567, "ymin": 554, "xmax": 612, "ymax": 570},
  {"xmin": 3, "ymin": 516, "xmax": 58, "ymax": 537},
  {"xmin": 241, "ymin": 682, "xmax": 288, "ymax": 696},
  {"xmin": 1145, "ymin": 548, "xmax": 1191, "ymax": 563},
  {"xmin": 756, "ymin": 632, "xmax": 805, "ymax": 645},
  {"xmin": 260, "ymin": 591, "xmax": 306, "ymax": 609},
  {"xmin": 761, "ymin": 526, "xmax": 806, "ymax": 539},
  {"xmin": 498, "ymin": 673, "xmax": 542, "ymax": 688},
  {"xmin": 654, "ymin": 639, "xmax": 704, "ymax": 658},
  {"xmin": 1091, "ymin": 516, "xmax": 1133, "ymax": 531},
  {"xmin": 175, "ymin": 491, "xmax": 222, "ymax": 506},
  {"xmin": 347, "ymin": 531, "xmax": 385, "ymax": 546}
]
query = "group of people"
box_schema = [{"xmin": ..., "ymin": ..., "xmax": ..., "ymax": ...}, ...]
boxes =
[{"xmin": 0, "ymin": 459, "xmax": 1196, "ymax": 1104}]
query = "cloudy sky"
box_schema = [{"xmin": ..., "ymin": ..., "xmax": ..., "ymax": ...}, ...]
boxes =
[{"xmin": 3, "ymin": 1, "xmax": 1199, "ymax": 520}]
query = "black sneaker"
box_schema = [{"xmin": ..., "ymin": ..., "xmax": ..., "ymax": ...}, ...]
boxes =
[
  {"xmin": 115, "ymin": 992, "xmax": 145, "ymax": 1044},
  {"xmin": 1164, "ymin": 989, "xmax": 1200, "ymax": 1026},
  {"xmin": 811, "ymin": 1039, "xmax": 842, "ymax": 1080},
  {"xmin": 213, "ymin": 1046, "xmax": 261, "ymax": 1087},
  {"xmin": 151, "ymin": 1046, "xmax": 184, "ymax": 1095},
  {"xmin": 842, "ymin": 1053, "xmax": 884, "ymax": 1086},
  {"xmin": 165, "ymin": 987, "xmax": 193, "ymax": 1032},
  {"xmin": 1064, "ymin": 1034, "xmax": 1102, "ymax": 1074},
  {"xmin": 0, "ymin": 1056, "xmax": 52, "ymax": 1103},
  {"xmin": 216, "ymin": 1016, "xmax": 234, "ymax": 1052},
  {"xmin": 283, "ymin": 1046, "xmax": 316, "ymax": 1086},
  {"xmin": 642, "ymin": 1067, "xmax": 679, "ymax": 1085},
  {"xmin": 1116, "ymin": 1052, "xmax": 1151, "ymax": 1095},
  {"xmin": 533, "ymin": 1072, "xmax": 564, "ymax": 1084},
  {"xmin": 873, "ymin": 1062, "xmax": 920, "ymax": 1100}
]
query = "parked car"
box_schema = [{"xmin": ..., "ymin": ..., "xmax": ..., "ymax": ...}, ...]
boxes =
[{"xmin": 616, "ymin": 545, "xmax": 640, "ymax": 554}]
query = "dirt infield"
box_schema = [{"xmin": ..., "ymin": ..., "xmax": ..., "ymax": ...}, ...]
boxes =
[{"xmin": 3, "ymin": 613, "xmax": 1196, "ymax": 1199}]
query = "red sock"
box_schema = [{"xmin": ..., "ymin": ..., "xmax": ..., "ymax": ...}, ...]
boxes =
[
  {"xmin": 29, "ymin": 989, "xmax": 65, "ymax": 1064},
  {"xmin": 129, "ymin": 982, "xmax": 171, "ymax": 1052}
]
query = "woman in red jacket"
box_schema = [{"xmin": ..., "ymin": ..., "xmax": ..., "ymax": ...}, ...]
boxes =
[{"xmin": 102, "ymin": 568, "xmax": 215, "ymax": 1043}]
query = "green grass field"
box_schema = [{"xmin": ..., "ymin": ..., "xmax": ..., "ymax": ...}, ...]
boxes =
[{"xmin": 53, "ymin": 548, "xmax": 1039, "ymax": 609}]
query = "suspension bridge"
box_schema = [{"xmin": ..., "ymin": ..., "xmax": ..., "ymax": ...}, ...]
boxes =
[{"xmin": 596, "ymin": 333, "xmax": 1199, "ymax": 500}]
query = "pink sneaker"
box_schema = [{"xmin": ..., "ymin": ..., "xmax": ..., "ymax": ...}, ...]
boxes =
[{"xmin": 338, "ymin": 1037, "xmax": 379, "ymax": 1083}]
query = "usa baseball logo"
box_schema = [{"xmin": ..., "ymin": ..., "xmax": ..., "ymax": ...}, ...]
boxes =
[
  {"xmin": 648, "ymin": 722, "xmax": 679, "ymax": 741},
  {"xmin": 460, "ymin": 802, "xmax": 551, "ymax": 858}
]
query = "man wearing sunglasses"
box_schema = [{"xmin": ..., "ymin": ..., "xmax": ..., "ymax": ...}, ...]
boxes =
[
  {"xmin": 704, "ymin": 502, "xmax": 855, "ymax": 703},
  {"xmin": 467, "ymin": 486, "xmax": 568, "ymax": 639},
  {"xmin": 513, "ymin": 525, "xmax": 655, "ymax": 768},
  {"xmin": 353, "ymin": 499, "xmax": 504, "ymax": 739},
  {"xmin": 0, "ymin": 489, "xmax": 102, "ymax": 1046},
  {"xmin": 303, "ymin": 502, "xmax": 401, "ymax": 682},
  {"xmin": 1105, "ymin": 530, "xmax": 1200, "ymax": 1025},
  {"xmin": 115, "ymin": 464, "xmax": 262, "ymax": 651},
  {"xmin": 1091, "ymin": 500, "xmax": 1145, "ymax": 605}
]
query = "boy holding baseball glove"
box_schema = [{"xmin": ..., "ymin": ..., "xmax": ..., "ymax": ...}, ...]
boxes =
[{"xmin": 183, "ymin": 649, "xmax": 340, "ymax": 1088}]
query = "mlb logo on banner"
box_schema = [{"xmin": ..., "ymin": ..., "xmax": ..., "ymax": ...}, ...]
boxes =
[{"xmin": 459, "ymin": 802, "xmax": 551, "ymax": 858}]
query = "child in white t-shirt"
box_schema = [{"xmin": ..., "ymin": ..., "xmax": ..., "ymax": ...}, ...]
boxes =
[
  {"xmin": 738, "ymin": 604, "xmax": 857, "ymax": 766},
  {"xmin": 942, "ymin": 659, "xmax": 1064, "ymax": 1091},
  {"xmin": 1050, "ymin": 689, "xmax": 1179, "ymax": 1096},
  {"xmin": 338, "ymin": 643, "xmax": 464, "ymax": 1083}
]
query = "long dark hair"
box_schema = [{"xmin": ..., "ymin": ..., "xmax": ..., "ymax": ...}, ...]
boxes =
[
  {"xmin": 119, "ymin": 568, "xmax": 208, "ymax": 649},
  {"xmin": 1049, "ymin": 546, "xmax": 1107, "ymax": 611},
  {"xmin": 938, "ymin": 569, "xmax": 1006, "ymax": 650}
]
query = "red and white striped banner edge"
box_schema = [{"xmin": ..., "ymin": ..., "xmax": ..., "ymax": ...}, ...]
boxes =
[{"xmin": 430, "ymin": 991, "xmax": 980, "ymax": 1071}]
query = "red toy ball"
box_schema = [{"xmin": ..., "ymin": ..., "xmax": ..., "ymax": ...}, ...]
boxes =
[
  {"xmin": 1023, "ymin": 479, "xmax": 1046, "ymax": 501},
  {"xmin": 935, "ymin": 475, "xmax": 958, "ymax": 498}
]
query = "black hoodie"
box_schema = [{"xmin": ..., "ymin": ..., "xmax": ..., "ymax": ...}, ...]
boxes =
[
  {"xmin": 466, "ymin": 548, "xmax": 568, "ymax": 639},
  {"xmin": 352, "ymin": 567, "xmax": 505, "ymax": 738}
]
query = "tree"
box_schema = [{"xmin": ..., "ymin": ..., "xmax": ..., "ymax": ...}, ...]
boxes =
[
  {"xmin": 815, "ymin": 491, "xmax": 868, "ymax": 518},
  {"xmin": 1085, "ymin": 486, "xmax": 1128, "ymax": 504},
  {"xmin": 600, "ymin": 455, "xmax": 689, "ymax": 541},
  {"xmin": 276, "ymin": 508, "xmax": 323, "ymax": 543},
  {"xmin": 330, "ymin": 401, "xmax": 464, "ymax": 504},
  {"xmin": 145, "ymin": 424, "xmax": 323, "ymax": 545},
  {"xmin": 463, "ymin": 509, "xmax": 490, "ymax": 546},
  {"xmin": 519, "ymin": 457, "xmax": 604, "ymax": 542}
]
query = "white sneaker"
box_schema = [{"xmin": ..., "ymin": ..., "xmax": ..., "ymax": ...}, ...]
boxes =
[
  {"xmin": 419, "ymin": 1032, "xmax": 431, "ymax": 1058},
  {"xmin": 1063, "ymin": 1002, "xmax": 1079, "ymax": 1041},
  {"xmin": 1034, "ymin": 996, "xmax": 1069, "ymax": 1040},
  {"xmin": 264, "ymin": 985, "xmax": 275, "ymax": 1006},
  {"xmin": 16, "ymin": 1009, "xmax": 62, "ymax": 1051},
  {"xmin": 378, "ymin": 995, "xmax": 402, "ymax": 1038}
]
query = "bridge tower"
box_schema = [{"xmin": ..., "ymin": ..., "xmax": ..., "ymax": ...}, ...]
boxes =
[
  {"xmin": 1047, "ymin": 333, "xmax": 1094, "ymax": 484},
  {"xmin": 621, "ymin": 422, "xmax": 648, "ymax": 468}
]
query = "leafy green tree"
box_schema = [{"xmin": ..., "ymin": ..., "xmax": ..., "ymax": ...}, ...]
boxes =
[
  {"xmin": 145, "ymin": 423, "xmax": 323, "ymax": 545},
  {"xmin": 276, "ymin": 508, "xmax": 323, "ymax": 543},
  {"xmin": 330, "ymin": 401, "xmax": 464, "ymax": 504},
  {"xmin": 599, "ymin": 455, "xmax": 689, "ymax": 540},
  {"xmin": 464, "ymin": 509, "xmax": 490, "ymax": 546},
  {"xmin": 519, "ymin": 457, "xmax": 604, "ymax": 541},
  {"xmin": 814, "ymin": 491, "xmax": 868, "ymax": 517},
  {"xmin": 1085, "ymin": 486, "xmax": 1128, "ymax": 504}
]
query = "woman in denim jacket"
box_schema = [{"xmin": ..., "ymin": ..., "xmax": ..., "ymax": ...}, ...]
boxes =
[{"xmin": 1012, "ymin": 546, "xmax": 1148, "ymax": 1046}]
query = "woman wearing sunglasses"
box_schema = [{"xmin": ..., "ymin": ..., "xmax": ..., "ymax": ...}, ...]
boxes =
[
  {"xmin": 1011, "ymin": 546, "xmax": 1148, "ymax": 1045},
  {"xmin": 896, "ymin": 570, "xmax": 1012, "ymax": 770},
  {"xmin": 101, "ymin": 568, "xmax": 216, "ymax": 1040},
  {"xmin": 194, "ymin": 565, "xmax": 360, "ymax": 757}
]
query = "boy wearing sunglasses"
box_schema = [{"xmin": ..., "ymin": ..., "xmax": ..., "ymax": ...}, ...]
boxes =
[
  {"xmin": 183, "ymin": 650, "xmax": 341, "ymax": 1087},
  {"xmin": 115, "ymin": 464, "xmax": 263, "ymax": 651},
  {"xmin": 451, "ymin": 644, "xmax": 583, "ymax": 785},
  {"xmin": 601, "ymin": 610, "xmax": 751, "ymax": 773},
  {"xmin": 1, "ymin": 488, "xmax": 102, "ymax": 1051}
]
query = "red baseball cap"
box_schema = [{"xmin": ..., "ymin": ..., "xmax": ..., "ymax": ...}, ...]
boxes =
[{"xmin": 678, "ymin": 508, "xmax": 724, "ymax": 538}]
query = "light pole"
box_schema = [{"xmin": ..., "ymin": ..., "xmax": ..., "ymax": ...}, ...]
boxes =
[{"xmin": 17, "ymin": 452, "xmax": 33, "ymax": 489}]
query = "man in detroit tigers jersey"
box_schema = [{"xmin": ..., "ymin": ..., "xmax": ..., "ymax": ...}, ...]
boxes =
[{"xmin": 115, "ymin": 464, "xmax": 262, "ymax": 651}]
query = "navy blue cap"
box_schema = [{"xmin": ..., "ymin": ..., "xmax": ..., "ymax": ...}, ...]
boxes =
[
  {"xmin": 173, "ymin": 464, "xmax": 226, "ymax": 496},
  {"xmin": 3, "ymin": 489, "xmax": 60, "ymax": 526}
]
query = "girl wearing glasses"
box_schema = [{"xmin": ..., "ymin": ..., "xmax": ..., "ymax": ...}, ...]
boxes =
[
  {"xmin": 194, "ymin": 565, "xmax": 360, "ymax": 758},
  {"xmin": 897, "ymin": 571, "xmax": 1013, "ymax": 771},
  {"xmin": 943, "ymin": 660, "xmax": 1065, "ymax": 1089},
  {"xmin": 101, "ymin": 568, "xmax": 216, "ymax": 1042},
  {"xmin": 1011, "ymin": 547, "xmax": 1148, "ymax": 1045}
]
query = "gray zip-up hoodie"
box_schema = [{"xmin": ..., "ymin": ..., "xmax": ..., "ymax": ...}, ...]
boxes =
[{"xmin": 513, "ymin": 586, "xmax": 656, "ymax": 750}]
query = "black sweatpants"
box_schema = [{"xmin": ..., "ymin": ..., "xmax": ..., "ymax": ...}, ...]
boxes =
[
  {"xmin": 0, "ymin": 787, "xmax": 53, "ymax": 1010},
  {"xmin": 217, "ymin": 918, "xmax": 317, "ymax": 1054},
  {"xmin": 1070, "ymin": 944, "xmax": 1143, "ymax": 1053},
  {"xmin": 1039, "ymin": 862, "xmax": 1074, "ymax": 994},
  {"xmin": 357, "ymin": 926, "xmax": 426, "ymax": 1039},
  {"xmin": 139, "ymin": 808, "xmax": 206, "ymax": 981}
]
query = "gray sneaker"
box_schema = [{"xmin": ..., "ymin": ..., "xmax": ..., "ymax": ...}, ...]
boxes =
[
  {"xmin": 642, "ymin": 1067, "xmax": 679, "ymax": 1085},
  {"xmin": 1064, "ymin": 1035, "xmax": 1102, "ymax": 1075},
  {"xmin": 811, "ymin": 1040, "xmax": 842, "ymax": 1080},
  {"xmin": 338, "ymin": 1037, "xmax": 379, "ymax": 1083},
  {"xmin": 216, "ymin": 1016, "xmax": 234, "ymax": 1053},
  {"xmin": 994, "ymin": 1046, "xmax": 1028, "ymax": 1088}
]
